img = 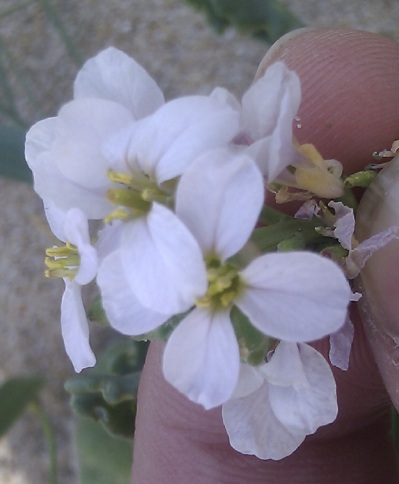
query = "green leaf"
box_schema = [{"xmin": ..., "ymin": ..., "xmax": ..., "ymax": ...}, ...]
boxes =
[
  {"xmin": 183, "ymin": 0, "xmax": 303, "ymax": 43},
  {"xmin": 76, "ymin": 416, "xmax": 133, "ymax": 484},
  {"xmin": 0, "ymin": 377, "xmax": 44, "ymax": 436},
  {"xmin": 0, "ymin": 126, "xmax": 31, "ymax": 182}
]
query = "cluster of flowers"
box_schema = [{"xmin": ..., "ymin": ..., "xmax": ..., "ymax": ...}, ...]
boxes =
[{"xmin": 25, "ymin": 47, "xmax": 398, "ymax": 460}]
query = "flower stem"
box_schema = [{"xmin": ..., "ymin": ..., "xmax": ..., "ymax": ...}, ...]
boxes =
[{"xmin": 30, "ymin": 399, "xmax": 58, "ymax": 484}]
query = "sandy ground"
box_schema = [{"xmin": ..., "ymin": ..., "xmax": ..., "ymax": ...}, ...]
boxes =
[{"xmin": 1, "ymin": 0, "xmax": 399, "ymax": 482}]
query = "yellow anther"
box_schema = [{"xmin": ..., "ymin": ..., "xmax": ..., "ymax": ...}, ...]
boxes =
[{"xmin": 107, "ymin": 168, "xmax": 135, "ymax": 186}]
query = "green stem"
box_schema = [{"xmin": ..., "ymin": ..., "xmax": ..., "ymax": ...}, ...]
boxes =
[
  {"xmin": 258, "ymin": 205, "xmax": 291, "ymax": 226},
  {"xmin": 31, "ymin": 400, "xmax": 58, "ymax": 484}
]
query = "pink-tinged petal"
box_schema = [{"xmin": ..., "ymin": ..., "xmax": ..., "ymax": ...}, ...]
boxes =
[
  {"xmin": 295, "ymin": 200, "xmax": 320, "ymax": 220},
  {"xmin": 329, "ymin": 201, "xmax": 355, "ymax": 250},
  {"xmin": 176, "ymin": 150, "xmax": 264, "ymax": 259},
  {"xmin": 347, "ymin": 225, "xmax": 399, "ymax": 278},
  {"xmin": 236, "ymin": 252, "xmax": 351, "ymax": 342},
  {"xmin": 261, "ymin": 342, "xmax": 308, "ymax": 388},
  {"xmin": 222, "ymin": 380, "xmax": 305, "ymax": 460},
  {"xmin": 121, "ymin": 203, "xmax": 207, "ymax": 314},
  {"xmin": 74, "ymin": 47, "xmax": 164, "ymax": 119},
  {"xmin": 61, "ymin": 281, "xmax": 96, "ymax": 372},
  {"xmin": 124, "ymin": 95, "xmax": 240, "ymax": 182},
  {"xmin": 163, "ymin": 308, "xmax": 240, "ymax": 409},
  {"xmin": 97, "ymin": 251, "xmax": 169, "ymax": 335},
  {"xmin": 53, "ymin": 98, "xmax": 133, "ymax": 189},
  {"xmin": 268, "ymin": 343, "xmax": 338, "ymax": 435},
  {"xmin": 329, "ymin": 317, "xmax": 354, "ymax": 370}
]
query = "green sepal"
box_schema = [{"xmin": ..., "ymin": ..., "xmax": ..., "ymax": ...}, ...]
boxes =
[
  {"xmin": 231, "ymin": 306, "xmax": 275, "ymax": 365},
  {"xmin": 344, "ymin": 170, "xmax": 377, "ymax": 189},
  {"xmin": 87, "ymin": 296, "xmax": 109, "ymax": 326},
  {"xmin": 251, "ymin": 216, "xmax": 323, "ymax": 253},
  {"xmin": 0, "ymin": 376, "xmax": 44, "ymax": 436},
  {"xmin": 277, "ymin": 232, "xmax": 306, "ymax": 251},
  {"xmin": 320, "ymin": 244, "xmax": 348, "ymax": 262}
]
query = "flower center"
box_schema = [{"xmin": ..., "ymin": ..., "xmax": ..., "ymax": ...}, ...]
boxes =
[
  {"xmin": 196, "ymin": 256, "xmax": 244, "ymax": 311},
  {"xmin": 45, "ymin": 243, "xmax": 80, "ymax": 280},
  {"xmin": 105, "ymin": 169, "xmax": 175, "ymax": 223}
]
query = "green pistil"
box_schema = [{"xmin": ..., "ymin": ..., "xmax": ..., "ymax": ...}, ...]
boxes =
[
  {"xmin": 196, "ymin": 257, "xmax": 243, "ymax": 311},
  {"xmin": 45, "ymin": 243, "xmax": 79, "ymax": 280},
  {"xmin": 105, "ymin": 168, "xmax": 173, "ymax": 223}
]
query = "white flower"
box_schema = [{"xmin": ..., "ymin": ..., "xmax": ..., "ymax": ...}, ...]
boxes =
[
  {"xmin": 212, "ymin": 61, "xmax": 301, "ymax": 182},
  {"xmin": 94, "ymin": 93, "xmax": 240, "ymax": 314},
  {"xmin": 165, "ymin": 151, "xmax": 350, "ymax": 408},
  {"xmin": 222, "ymin": 342, "xmax": 338, "ymax": 460},
  {"xmin": 25, "ymin": 47, "xmax": 165, "ymax": 219},
  {"xmin": 45, "ymin": 206, "xmax": 97, "ymax": 372},
  {"xmin": 98, "ymin": 149, "xmax": 351, "ymax": 409}
]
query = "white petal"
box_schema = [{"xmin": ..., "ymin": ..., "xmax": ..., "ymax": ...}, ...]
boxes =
[
  {"xmin": 329, "ymin": 317, "xmax": 354, "ymax": 370},
  {"xmin": 236, "ymin": 252, "xmax": 351, "ymax": 342},
  {"xmin": 64, "ymin": 209, "xmax": 98, "ymax": 285},
  {"xmin": 261, "ymin": 342, "xmax": 308, "ymax": 388},
  {"xmin": 176, "ymin": 150, "xmax": 264, "ymax": 258},
  {"xmin": 242, "ymin": 62, "xmax": 301, "ymax": 181},
  {"xmin": 242, "ymin": 62, "xmax": 300, "ymax": 141},
  {"xmin": 61, "ymin": 281, "xmax": 96, "ymax": 372},
  {"xmin": 124, "ymin": 95, "xmax": 240, "ymax": 182},
  {"xmin": 74, "ymin": 47, "xmax": 164, "ymax": 119},
  {"xmin": 25, "ymin": 117, "xmax": 57, "ymax": 165},
  {"xmin": 44, "ymin": 200, "xmax": 67, "ymax": 241},
  {"xmin": 97, "ymin": 251, "xmax": 169, "ymax": 335},
  {"xmin": 232, "ymin": 363, "xmax": 264, "ymax": 399},
  {"xmin": 268, "ymin": 343, "xmax": 338, "ymax": 434},
  {"xmin": 222, "ymin": 380, "xmax": 305, "ymax": 460},
  {"xmin": 32, "ymin": 151, "xmax": 111, "ymax": 219},
  {"xmin": 163, "ymin": 309, "xmax": 240, "ymax": 409},
  {"xmin": 121, "ymin": 203, "xmax": 207, "ymax": 314},
  {"xmin": 53, "ymin": 98, "xmax": 133, "ymax": 189}
]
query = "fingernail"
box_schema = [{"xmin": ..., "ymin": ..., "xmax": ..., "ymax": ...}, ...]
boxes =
[{"xmin": 356, "ymin": 155, "xmax": 399, "ymax": 340}]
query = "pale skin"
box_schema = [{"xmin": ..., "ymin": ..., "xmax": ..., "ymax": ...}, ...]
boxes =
[{"xmin": 131, "ymin": 29, "xmax": 399, "ymax": 483}]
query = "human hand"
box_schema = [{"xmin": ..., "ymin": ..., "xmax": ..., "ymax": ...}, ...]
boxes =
[{"xmin": 132, "ymin": 29, "xmax": 399, "ymax": 483}]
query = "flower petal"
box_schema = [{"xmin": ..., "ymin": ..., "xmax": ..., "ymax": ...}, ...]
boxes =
[
  {"xmin": 74, "ymin": 47, "xmax": 164, "ymax": 119},
  {"xmin": 121, "ymin": 203, "xmax": 207, "ymax": 314},
  {"xmin": 268, "ymin": 343, "xmax": 338, "ymax": 434},
  {"xmin": 97, "ymin": 251, "xmax": 169, "ymax": 335},
  {"xmin": 329, "ymin": 316, "xmax": 354, "ymax": 370},
  {"xmin": 63, "ymin": 208, "xmax": 98, "ymax": 285},
  {"xmin": 123, "ymin": 95, "xmax": 240, "ymax": 182},
  {"xmin": 61, "ymin": 281, "xmax": 96, "ymax": 372},
  {"xmin": 163, "ymin": 308, "xmax": 240, "ymax": 409},
  {"xmin": 53, "ymin": 98, "xmax": 133, "ymax": 189},
  {"xmin": 176, "ymin": 150, "xmax": 264, "ymax": 259},
  {"xmin": 222, "ymin": 379, "xmax": 305, "ymax": 460},
  {"xmin": 242, "ymin": 62, "xmax": 301, "ymax": 181},
  {"xmin": 236, "ymin": 252, "xmax": 351, "ymax": 342}
]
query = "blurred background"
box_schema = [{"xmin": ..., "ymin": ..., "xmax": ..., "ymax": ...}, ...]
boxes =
[{"xmin": 1, "ymin": 1, "xmax": 399, "ymax": 482}]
